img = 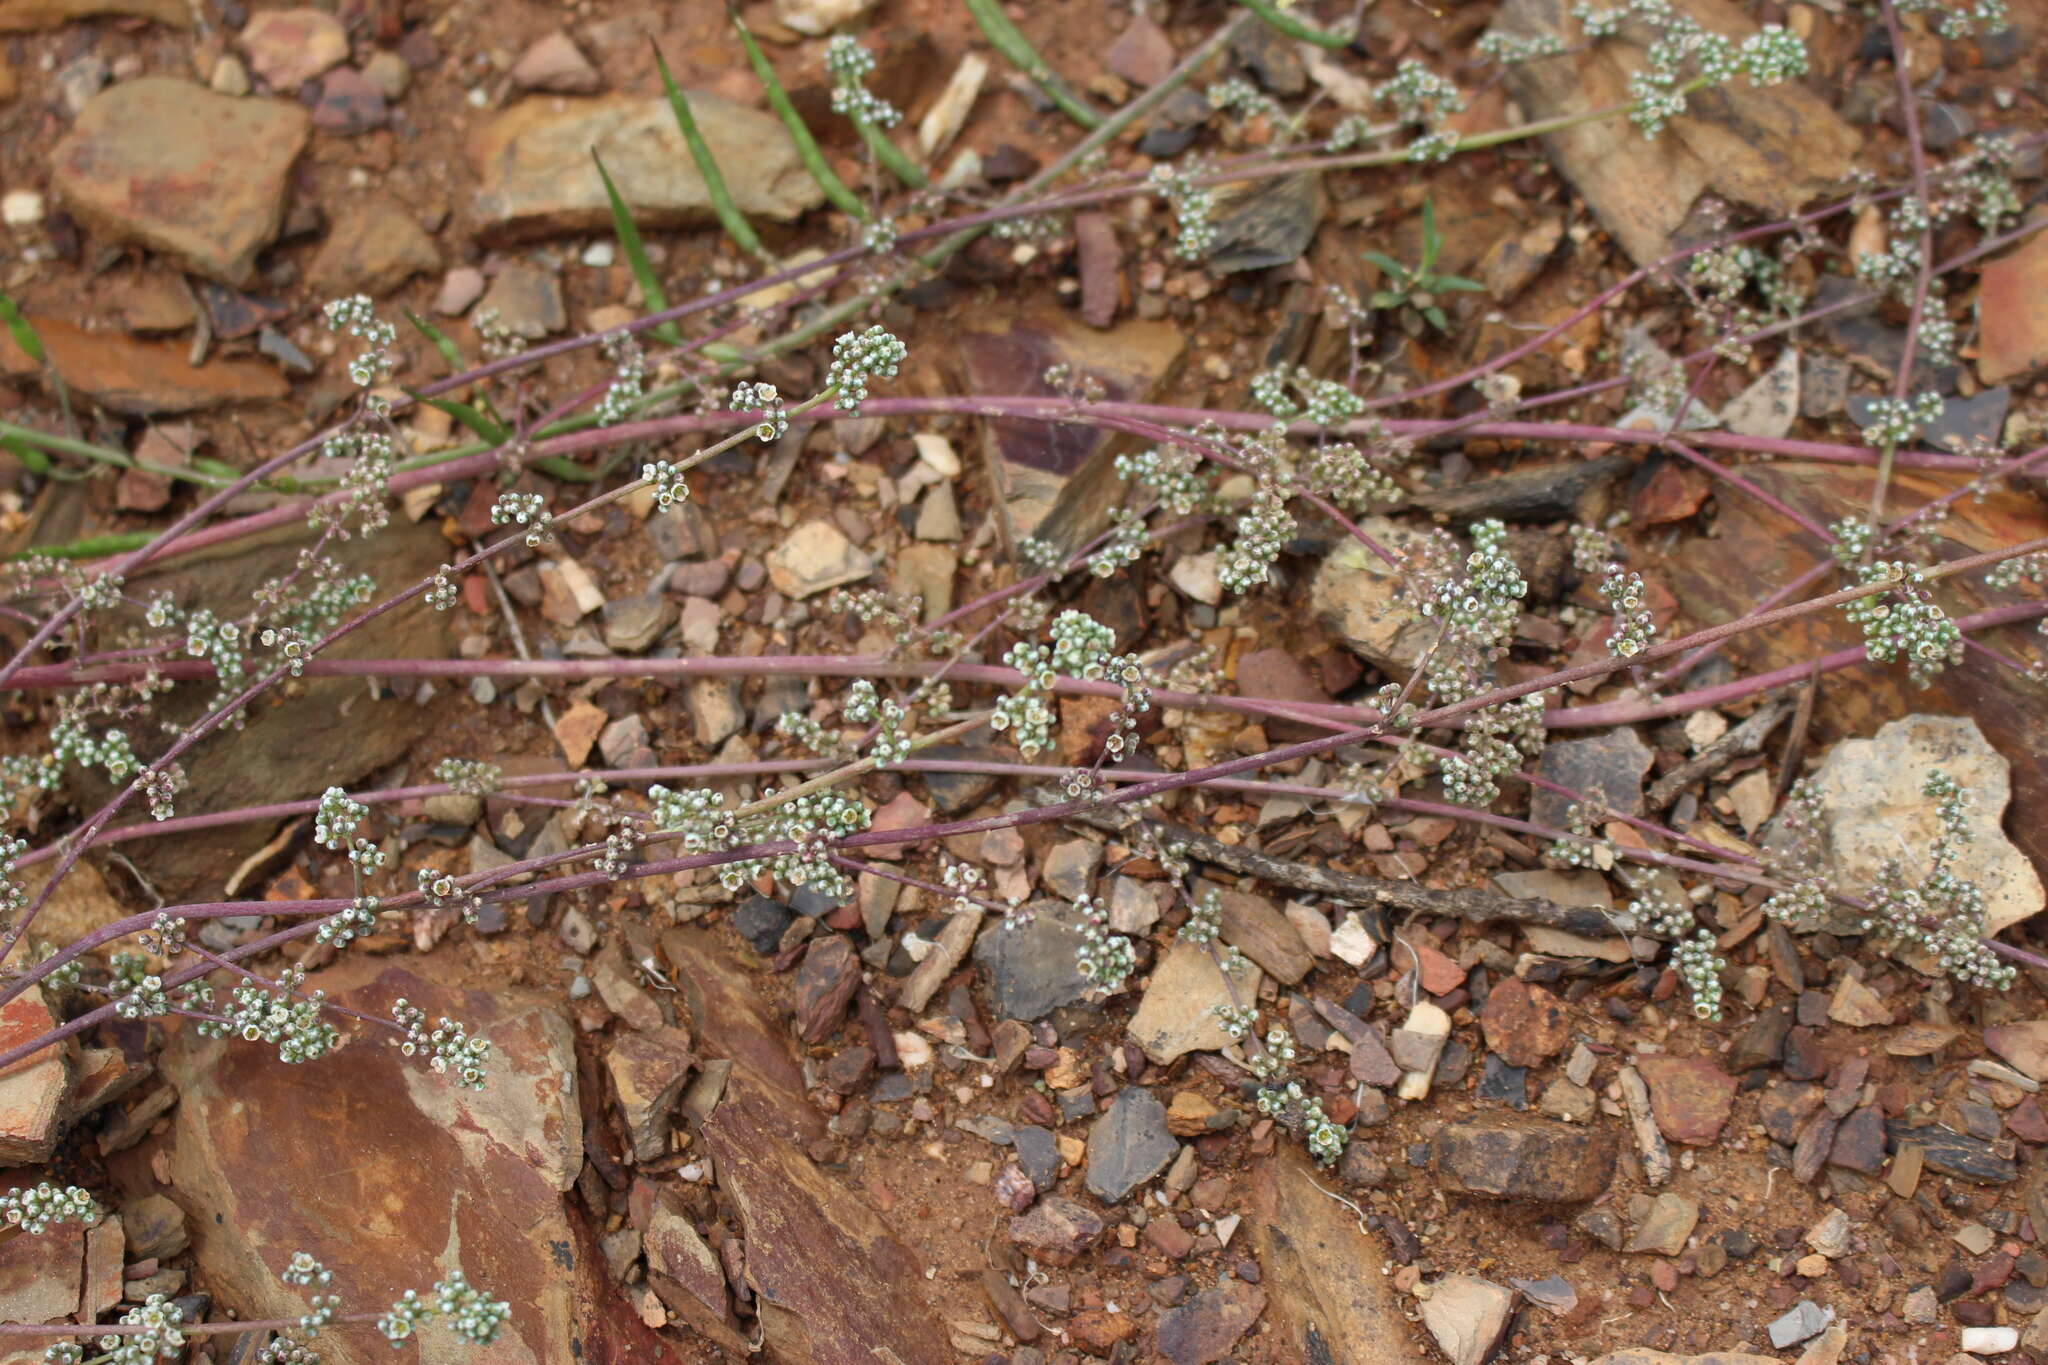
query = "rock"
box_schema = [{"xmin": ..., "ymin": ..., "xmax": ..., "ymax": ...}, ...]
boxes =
[
  {"xmin": 1987, "ymin": 1021, "xmax": 2048, "ymax": 1082},
  {"xmin": 771, "ymin": 0, "xmax": 876, "ymax": 35},
  {"xmin": 1767, "ymin": 1300, "xmax": 1832, "ymax": 1349},
  {"xmin": 1155, "ymin": 1280, "xmax": 1266, "ymax": 1365},
  {"xmin": 957, "ymin": 305, "xmax": 1185, "ymax": 553},
  {"xmin": 478, "ymin": 263, "xmax": 565, "ymax": 339},
  {"xmin": 0, "ymin": 1208, "xmax": 86, "ymax": 1322},
  {"xmin": 1804, "ymin": 1208, "xmax": 1850, "ymax": 1259},
  {"xmin": 1978, "ymin": 227, "xmax": 2048, "ymax": 384},
  {"xmin": 0, "ymin": 987, "xmax": 73, "ymax": 1164},
  {"xmin": 1250, "ymin": 1145, "xmax": 1413, "ymax": 1365},
  {"xmin": 1330, "ymin": 912, "xmax": 1377, "ymax": 966},
  {"xmin": 1826, "ymin": 974, "xmax": 1891, "ymax": 1028},
  {"xmin": 1214, "ymin": 888, "xmax": 1313, "ymax": 984},
  {"xmin": 1105, "ymin": 12, "xmax": 1175, "ymax": 86},
  {"xmin": 793, "ymin": 936, "xmax": 861, "ymax": 1044},
  {"xmin": 1169, "ymin": 552, "xmax": 1223, "ymax": 606},
  {"xmin": 1721, "ymin": 346, "xmax": 1801, "ymax": 441},
  {"xmin": 1486, "ymin": 0, "xmax": 1858, "ymax": 266},
  {"xmin": 469, "ymin": 92, "xmax": 823, "ymax": 240},
  {"xmin": 590, "ymin": 949, "xmax": 661, "ymax": 1030},
  {"xmin": 916, "ymin": 51, "xmax": 986, "ymax": 159},
  {"xmin": 1419, "ymin": 1275, "xmax": 1517, "ymax": 1365},
  {"xmin": 1085, "ymin": 1087, "xmax": 1178, "ymax": 1203},
  {"xmin": 733, "ymin": 896, "xmax": 794, "ymax": 955},
  {"xmin": 307, "ymin": 197, "xmax": 439, "ymax": 298},
  {"xmin": 914, "ymin": 482, "xmax": 963, "ymax": 542},
  {"xmin": 1586, "ymin": 1355, "xmax": 1779, "ymax": 1365},
  {"xmin": 892, "ymin": 542, "xmax": 957, "ymax": 624},
  {"xmin": 0, "ymin": 0, "xmax": 188, "ymax": 28},
  {"xmin": 639, "ymin": 1183, "xmax": 746, "ymax": 1351},
  {"xmin": 608, "ymin": 1029, "xmax": 694, "ymax": 1161},
  {"xmin": 1636, "ymin": 1055, "xmax": 1738, "ymax": 1145},
  {"xmin": 1012, "ymin": 1124, "xmax": 1060, "ymax": 1190},
  {"xmin": 508, "ymin": 32, "xmax": 602, "ymax": 94},
  {"xmin": 1284, "ymin": 903, "xmax": 1332, "ymax": 957},
  {"xmin": 1538, "ymin": 1077, "xmax": 1597, "ymax": 1123},
  {"xmin": 1431, "ymin": 1114, "xmax": 1618, "ymax": 1203},
  {"xmin": 685, "ymin": 677, "xmax": 744, "ymax": 747},
  {"xmin": 973, "ymin": 899, "xmax": 1094, "ymax": 1021},
  {"xmin": 597, "ymin": 714, "xmax": 653, "ymax": 769},
  {"xmin": 1128, "ymin": 941, "xmax": 1263, "ymax": 1065},
  {"xmin": 1392, "ymin": 1001, "xmax": 1452, "ymax": 1099},
  {"xmin": 1886, "ymin": 1120, "xmax": 2015, "ymax": 1183},
  {"xmin": 1040, "ymin": 839, "xmax": 1101, "ymax": 901},
  {"xmin": 52, "ymin": 79, "xmax": 308, "ymax": 285},
  {"xmin": 360, "ymin": 50, "xmax": 409, "ymax": 101},
  {"xmin": 1479, "ymin": 978, "xmax": 1570, "ymax": 1068},
  {"xmin": 898, "ymin": 910, "xmax": 981, "ymax": 1014},
  {"xmin": 156, "ymin": 960, "xmax": 638, "ymax": 1365},
  {"xmin": 121, "ymin": 1192, "xmax": 186, "ymax": 1259},
  {"xmin": 1310, "ymin": 518, "xmax": 1439, "ymax": 678},
  {"xmin": 1109, "ymin": 877, "xmax": 1160, "ymax": 936},
  {"xmin": 1009, "ymin": 1196, "xmax": 1103, "ymax": 1267},
  {"xmin": 1074, "ymin": 211, "xmax": 1121, "ymax": 328},
  {"xmin": 1625, "ymin": 1193, "xmax": 1700, "ymax": 1256},
  {"xmin": 1962, "ymin": 1326, "xmax": 2020, "ymax": 1355},
  {"xmin": 767, "ymin": 519, "xmax": 874, "ymax": 600},
  {"xmin": 1810, "ymin": 715, "xmax": 2043, "ymax": 936},
  {"xmin": 1530, "ymin": 728, "xmax": 1654, "ymax": 831},
  {"xmin": 601, "ymin": 593, "xmax": 675, "ymax": 654},
  {"xmin": 1207, "ymin": 170, "xmax": 1325, "ymax": 273},
  {"xmin": 0, "ymin": 314, "xmax": 284, "ymax": 415},
  {"xmin": 436, "ymin": 266, "xmax": 486, "ymax": 316},
  {"xmin": 239, "ymin": 8, "xmax": 347, "ymax": 89},
  {"xmin": 313, "ymin": 67, "xmax": 387, "ymax": 133}
]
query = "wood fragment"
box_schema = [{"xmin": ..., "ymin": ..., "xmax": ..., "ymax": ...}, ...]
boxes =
[
  {"xmin": 1647, "ymin": 696, "xmax": 1794, "ymax": 809},
  {"xmin": 1618, "ymin": 1064, "xmax": 1672, "ymax": 1187},
  {"xmin": 1062, "ymin": 805, "xmax": 1632, "ymax": 935}
]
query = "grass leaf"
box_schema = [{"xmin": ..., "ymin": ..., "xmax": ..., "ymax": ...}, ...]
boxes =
[
  {"xmin": 964, "ymin": 0, "xmax": 1102, "ymax": 129},
  {"xmin": 1233, "ymin": 0, "xmax": 1354, "ymax": 50},
  {"xmin": 735, "ymin": 18, "xmax": 869, "ymax": 220},
  {"xmin": 593, "ymin": 152, "xmax": 684, "ymax": 346},
  {"xmin": 653, "ymin": 45, "xmax": 768, "ymax": 260},
  {"xmin": 405, "ymin": 388, "xmax": 510, "ymax": 446},
  {"xmin": 404, "ymin": 308, "xmax": 469, "ymax": 373},
  {"xmin": 0, "ymin": 294, "xmax": 45, "ymax": 364},
  {"xmin": 0, "ymin": 431, "xmax": 49, "ymax": 476}
]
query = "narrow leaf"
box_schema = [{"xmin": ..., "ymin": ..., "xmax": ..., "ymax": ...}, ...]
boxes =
[
  {"xmin": 403, "ymin": 308, "xmax": 467, "ymax": 374},
  {"xmin": 593, "ymin": 152, "xmax": 683, "ymax": 346},
  {"xmin": 653, "ymin": 46, "xmax": 768, "ymax": 260},
  {"xmin": 0, "ymin": 432, "xmax": 49, "ymax": 475},
  {"xmin": 1435, "ymin": 276, "xmax": 1486, "ymax": 293},
  {"xmin": 858, "ymin": 117, "xmax": 929, "ymax": 189},
  {"xmin": 405, "ymin": 387, "xmax": 510, "ymax": 446},
  {"xmin": 1234, "ymin": 0, "xmax": 1354, "ymax": 50},
  {"xmin": 0, "ymin": 293, "xmax": 45, "ymax": 364},
  {"xmin": 735, "ymin": 18, "xmax": 868, "ymax": 220},
  {"xmin": 964, "ymin": 0, "xmax": 1102, "ymax": 129},
  {"xmin": 11, "ymin": 531, "xmax": 151, "ymax": 560}
]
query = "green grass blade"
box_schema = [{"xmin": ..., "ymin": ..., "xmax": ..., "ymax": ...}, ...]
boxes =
[
  {"xmin": 592, "ymin": 153, "xmax": 684, "ymax": 346},
  {"xmin": 405, "ymin": 388, "xmax": 510, "ymax": 446},
  {"xmin": 653, "ymin": 46, "xmax": 768, "ymax": 260},
  {"xmin": 963, "ymin": 0, "xmax": 1102, "ymax": 129},
  {"xmin": 533, "ymin": 456, "xmax": 602, "ymax": 482},
  {"xmin": 735, "ymin": 19, "xmax": 868, "ymax": 220},
  {"xmin": 1233, "ymin": 0, "xmax": 1353, "ymax": 50},
  {"xmin": 403, "ymin": 308, "xmax": 466, "ymax": 373},
  {"xmin": 857, "ymin": 117, "xmax": 928, "ymax": 189},
  {"xmin": 0, "ymin": 293, "xmax": 45, "ymax": 364},
  {"xmin": 0, "ymin": 432, "xmax": 48, "ymax": 476}
]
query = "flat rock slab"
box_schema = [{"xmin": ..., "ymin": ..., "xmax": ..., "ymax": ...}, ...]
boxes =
[
  {"xmin": 54, "ymin": 78, "xmax": 309, "ymax": 285},
  {"xmin": 468, "ymin": 93, "xmax": 823, "ymax": 240},
  {"xmin": 973, "ymin": 899, "xmax": 1095, "ymax": 1021},
  {"xmin": 0, "ymin": 314, "xmax": 287, "ymax": 415},
  {"xmin": 1251, "ymin": 1145, "xmax": 1416, "ymax": 1365},
  {"xmin": 0, "ymin": 0, "xmax": 189, "ymax": 28},
  {"xmin": 1531, "ymin": 728, "xmax": 1653, "ymax": 831},
  {"xmin": 1085, "ymin": 1086, "xmax": 1179, "ymax": 1203},
  {"xmin": 153, "ymin": 960, "xmax": 670, "ymax": 1365},
  {"xmin": 1155, "ymin": 1279, "xmax": 1266, "ymax": 1365},
  {"xmin": 1636, "ymin": 1055, "xmax": 1738, "ymax": 1146},
  {"xmin": 1487, "ymin": 0, "xmax": 1857, "ymax": 266},
  {"xmin": 1127, "ymin": 940, "xmax": 1262, "ymax": 1065},
  {"xmin": 1811, "ymin": 714, "xmax": 2043, "ymax": 937},
  {"xmin": 1431, "ymin": 1113, "xmax": 1617, "ymax": 1203}
]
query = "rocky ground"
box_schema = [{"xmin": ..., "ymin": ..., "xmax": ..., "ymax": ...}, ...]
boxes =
[{"xmin": 4, "ymin": 0, "xmax": 2048, "ymax": 1364}]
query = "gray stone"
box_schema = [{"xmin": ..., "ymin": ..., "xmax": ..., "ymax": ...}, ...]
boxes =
[
  {"xmin": 972, "ymin": 899, "xmax": 1094, "ymax": 1021},
  {"xmin": 601, "ymin": 593, "xmax": 674, "ymax": 653},
  {"xmin": 1085, "ymin": 1087, "xmax": 1179, "ymax": 1203},
  {"xmin": 1013, "ymin": 1124, "xmax": 1060, "ymax": 1191},
  {"xmin": 1530, "ymin": 728, "xmax": 1654, "ymax": 832},
  {"xmin": 1039, "ymin": 839, "xmax": 1101, "ymax": 901},
  {"xmin": 1624, "ymin": 1192, "xmax": 1700, "ymax": 1256},
  {"xmin": 1767, "ymin": 1300, "xmax": 1831, "ymax": 1349},
  {"xmin": 477, "ymin": 264, "xmax": 566, "ymax": 339}
]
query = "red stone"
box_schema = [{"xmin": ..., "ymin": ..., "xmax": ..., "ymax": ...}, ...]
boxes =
[
  {"xmin": 1480, "ymin": 978, "xmax": 1571, "ymax": 1068},
  {"xmin": 1637, "ymin": 1054, "xmax": 1738, "ymax": 1145}
]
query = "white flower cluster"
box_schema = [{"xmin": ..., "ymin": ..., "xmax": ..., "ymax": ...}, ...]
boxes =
[
  {"xmin": 1673, "ymin": 929, "xmax": 1726, "ymax": 1019},
  {"xmin": 1218, "ymin": 475, "xmax": 1294, "ymax": 594},
  {"xmin": 1, "ymin": 1181, "xmax": 97, "ymax": 1235},
  {"xmin": 96, "ymin": 1294, "xmax": 185, "ymax": 1365},
  {"xmin": 594, "ymin": 334, "xmax": 646, "ymax": 427},
  {"xmin": 1074, "ymin": 893, "xmax": 1136, "ymax": 992},
  {"xmin": 206, "ymin": 966, "xmax": 341, "ymax": 1067},
  {"xmin": 379, "ymin": 1272, "xmax": 511, "ymax": 1348},
  {"xmin": 1570, "ymin": 2, "xmax": 1807, "ymax": 136},
  {"xmin": 322, "ymin": 295, "xmax": 396, "ymax": 388},
  {"xmin": 395, "ymin": 998, "xmax": 493, "ymax": 1090},
  {"xmin": 721, "ymin": 790, "xmax": 871, "ymax": 900},
  {"xmin": 1148, "ymin": 162, "xmax": 1218, "ymax": 260},
  {"xmin": 826, "ymin": 35, "xmax": 901, "ymax": 127},
  {"xmin": 731, "ymin": 380, "xmax": 788, "ymax": 442},
  {"xmin": 824, "ymin": 326, "xmax": 907, "ymax": 418},
  {"xmin": 489, "ymin": 490, "xmax": 553, "ymax": 547},
  {"xmin": 993, "ymin": 612, "xmax": 1149, "ymax": 762},
  {"xmin": 314, "ymin": 786, "xmax": 366, "ymax": 851},
  {"xmin": 1206, "ymin": 76, "xmax": 1276, "ymax": 121},
  {"xmin": 1859, "ymin": 771, "xmax": 2016, "ymax": 990},
  {"xmin": 435, "ymin": 757, "xmax": 502, "ymax": 795},
  {"xmin": 844, "ymin": 679, "xmax": 913, "ymax": 768},
  {"xmin": 1895, "ymin": 0, "xmax": 2008, "ymax": 37},
  {"xmin": 640, "ymin": 460, "xmax": 689, "ymax": 511},
  {"xmin": 1845, "ymin": 561, "xmax": 1962, "ymax": 687}
]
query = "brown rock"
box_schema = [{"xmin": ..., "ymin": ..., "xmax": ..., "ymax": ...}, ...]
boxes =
[
  {"xmin": 1978, "ymin": 223, "xmax": 2048, "ymax": 384},
  {"xmin": 1156, "ymin": 1280, "xmax": 1266, "ymax": 1365},
  {"xmin": 1072, "ymin": 1307, "xmax": 1138, "ymax": 1354},
  {"xmin": 155, "ymin": 960, "xmax": 665, "ymax": 1365},
  {"xmin": 1985, "ymin": 1020, "xmax": 2048, "ymax": 1082},
  {"xmin": 1104, "ymin": 11, "xmax": 1174, "ymax": 86},
  {"xmin": 308, "ymin": 196, "xmax": 440, "ymax": 298},
  {"xmin": 0, "ymin": 314, "xmax": 286, "ymax": 415},
  {"xmin": 1828, "ymin": 1105, "xmax": 1888, "ymax": 1174},
  {"xmin": 640, "ymin": 1180, "xmax": 747, "ymax": 1353},
  {"xmin": 0, "ymin": 1210, "xmax": 85, "ymax": 1322},
  {"xmin": 1431, "ymin": 1113, "xmax": 1618, "ymax": 1203},
  {"xmin": 1214, "ymin": 887, "xmax": 1313, "ymax": 985},
  {"xmin": 1008, "ymin": 1196, "xmax": 1104, "ymax": 1267},
  {"xmin": 0, "ymin": 986, "xmax": 74, "ymax": 1164},
  {"xmin": 898, "ymin": 910, "xmax": 981, "ymax": 1014},
  {"xmin": 1074, "ymin": 211, "xmax": 1121, "ymax": 329},
  {"xmin": 0, "ymin": 0, "xmax": 189, "ymax": 29},
  {"xmin": 469, "ymin": 93, "xmax": 823, "ymax": 240},
  {"xmin": 239, "ymin": 7, "xmax": 347, "ymax": 89},
  {"xmin": 792, "ymin": 935, "xmax": 860, "ymax": 1044},
  {"xmin": 1480, "ymin": 978, "xmax": 1570, "ymax": 1068},
  {"xmin": 1826, "ymin": 974, "xmax": 1892, "ymax": 1028},
  {"xmin": 1637, "ymin": 1054, "xmax": 1738, "ymax": 1145},
  {"xmin": 1625, "ymin": 1192, "xmax": 1700, "ymax": 1255},
  {"xmin": 607, "ymin": 1029, "xmax": 695, "ymax": 1162},
  {"xmin": 509, "ymin": 31, "xmax": 603, "ymax": 94},
  {"xmin": 54, "ymin": 79, "xmax": 309, "ymax": 285}
]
